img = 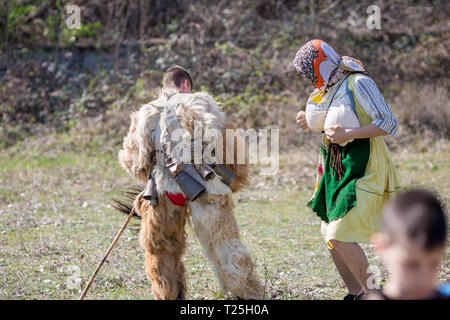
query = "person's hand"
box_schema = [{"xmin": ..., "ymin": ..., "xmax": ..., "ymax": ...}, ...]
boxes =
[
  {"xmin": 325, "ymin": 125, "xmax": 352, "ymax": 144},
  {"xmin": 296, "ymin": 111, "xmax": 309, "ymax": 130}
]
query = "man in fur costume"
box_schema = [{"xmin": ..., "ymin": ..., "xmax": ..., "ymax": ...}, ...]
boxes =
[{"xmin": 114, "ymin": 66, "xmax": 264, "ymax": 300}]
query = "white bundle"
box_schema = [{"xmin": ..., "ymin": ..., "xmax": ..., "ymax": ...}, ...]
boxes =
[{"xmin": 306, "ymin": 103, "xmax": 360, "ymax": 146}]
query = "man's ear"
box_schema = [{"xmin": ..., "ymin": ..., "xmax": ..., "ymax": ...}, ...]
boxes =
[{"xmin": 180, "ymin": 79, "xmax": 191, "ymax": 93}]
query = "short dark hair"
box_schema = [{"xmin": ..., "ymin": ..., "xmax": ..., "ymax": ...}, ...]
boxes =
[
  {"xmin": 162, "ymin": 65, "xmax": 193, "ymax": 90},
  {"xmin": 382, "ymin": 189, "xmax": 447, "ymax": 250}
]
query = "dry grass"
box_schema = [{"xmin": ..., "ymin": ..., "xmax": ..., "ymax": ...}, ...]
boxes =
[
  {"xmin": 391, "ymin": 84, "xmax": 450, "ymax": 138},
  {"xmin": 0, "ymin": 132, "xmax": 449, "ymax": 300}
]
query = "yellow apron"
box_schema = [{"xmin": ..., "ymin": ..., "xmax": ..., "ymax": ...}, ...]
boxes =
[{"xmin": 321, "ymin": 75, "xmax": 402, "ymax": 244}]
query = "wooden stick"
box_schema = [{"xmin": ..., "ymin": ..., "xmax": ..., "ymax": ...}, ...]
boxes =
[{"xmin": 79, "ymin": 207, "xmax": 136, "ymax": 300}]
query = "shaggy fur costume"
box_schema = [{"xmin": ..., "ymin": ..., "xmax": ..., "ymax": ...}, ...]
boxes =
[{"xmin": 115, "ymin": 89, "xmax": 263, "ymax": 299}]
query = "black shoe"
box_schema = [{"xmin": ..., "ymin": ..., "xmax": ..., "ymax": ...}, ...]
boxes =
[{"xmin": 343, "ymin": 293, "xmax": 357, "ymax": 300}]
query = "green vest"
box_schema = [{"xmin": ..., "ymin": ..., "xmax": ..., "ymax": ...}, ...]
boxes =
[{"xmin": 309, "ymin": 74, "xmax": 372, "ymax": 223}]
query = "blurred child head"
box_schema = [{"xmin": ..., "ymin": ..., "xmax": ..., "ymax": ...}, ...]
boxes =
[{"xmin": 372, "ymin": 189, "xmax": 447, "ymax": 299}]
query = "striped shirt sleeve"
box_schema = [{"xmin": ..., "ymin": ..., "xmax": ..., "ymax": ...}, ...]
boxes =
[{"xmin": 353, "ymin": 75, "xmax": 398, "ymax": 136}]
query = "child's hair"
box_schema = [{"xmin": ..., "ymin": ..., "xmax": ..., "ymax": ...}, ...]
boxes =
[
  {"xmin": 381, "ymin": 189, "xmax": 447, "ymax": 250},
  {"xmin": 163, "ymin": 65, "xmax": 193, "ymax": 90}
]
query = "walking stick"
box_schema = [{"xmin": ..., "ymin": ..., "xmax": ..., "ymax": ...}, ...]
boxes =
[{"xmin": 79, "ymin": 207, "xmax": 136, "ymax": 300}]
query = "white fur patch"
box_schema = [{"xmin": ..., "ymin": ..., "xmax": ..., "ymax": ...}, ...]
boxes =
[
  {"xmin": 120, "ymin": 91, "xmax": 231, "ymax": 195},
  {"xmin": 169, "ymin": 92, "xmax": 227, "ymax": 129}
]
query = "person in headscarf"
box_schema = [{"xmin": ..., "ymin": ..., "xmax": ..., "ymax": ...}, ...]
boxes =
[{"xmin": 293, "ymin": 39, "xmax": 401, "ymax": 300}]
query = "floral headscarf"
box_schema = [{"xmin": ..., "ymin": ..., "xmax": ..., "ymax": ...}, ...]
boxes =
[{"xmin": 293, "ymin": 39, "xmax": 366, "ymax": 92}]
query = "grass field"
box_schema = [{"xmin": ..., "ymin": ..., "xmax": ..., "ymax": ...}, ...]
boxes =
[{"xmin": 1, "ymin": 134, "xmax": 449, "ymax": 300}]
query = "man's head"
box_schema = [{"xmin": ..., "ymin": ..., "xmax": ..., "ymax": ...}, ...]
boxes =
[
  {"xmin": 372, "ymin": 189, "xmax": 447, "ymax": 298},
  {"xmin": 162, "ymin": 65, "xmax": 193, "ymax": 93}
]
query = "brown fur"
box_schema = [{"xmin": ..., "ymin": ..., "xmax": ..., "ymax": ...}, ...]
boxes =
[
  {"xmin": 175, "ymin": 102, "xmax": 250, "ymax": 193},
  {"xmin": 135, "ymin": 192, "xmax": 188, "ymax": 300},
  {"xmin": 114, "ymin": 92, "xmax": 261, "ymax": 299},
  {"xmin": 221, "ymin": 121, "xmax": 250, "ymax": 193},
  {"xmin": 111, "ymin": 185, "xmax": 144, "ymax": 219}
]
